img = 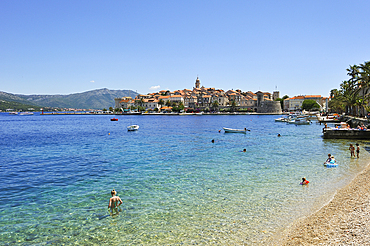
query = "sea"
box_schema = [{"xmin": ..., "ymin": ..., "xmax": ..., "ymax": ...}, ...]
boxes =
[{"xmin": 0, "ymin": 113, "xmax": 369, "ymax": 245}]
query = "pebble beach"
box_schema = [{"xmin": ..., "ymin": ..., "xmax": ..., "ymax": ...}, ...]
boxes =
[{"xmin": 276, "ymin": 160, "xmax": 370, "ymax": 245}]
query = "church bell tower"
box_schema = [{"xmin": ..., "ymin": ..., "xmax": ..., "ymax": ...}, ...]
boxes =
[{"xmin": 195, "ymin": 77, "xmax": 200, "ymax": 89}]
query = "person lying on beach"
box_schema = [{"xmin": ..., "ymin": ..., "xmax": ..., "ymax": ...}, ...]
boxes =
[
  {"xmin": 108, "ymin": 189, "xmax": 123, "ymax": 209},
  {"xmin": 300, "ymin": 177, "xmax": 309, "ymax": 185}
]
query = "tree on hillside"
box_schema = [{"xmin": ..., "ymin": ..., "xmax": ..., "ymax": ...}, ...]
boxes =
[{"xmin": 301, "ymin": 99, "xmax": 321, "ymax": 111}]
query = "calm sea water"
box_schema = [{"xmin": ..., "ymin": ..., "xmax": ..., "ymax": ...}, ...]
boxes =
[{"xmin": 0, "ymin": 113, "xmax": 369, "ymax": 245}]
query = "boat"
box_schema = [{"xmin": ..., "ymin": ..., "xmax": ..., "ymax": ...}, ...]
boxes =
[
  {"xmin": 19, "ymin": 112, "xmax": 34, "ymax": 115},
  {"xmin": 195, "ymin": 112, "xmax": 203, "ymax": 116},
  {"xmin": 127, "ymin": 125, "xmax": 139, "ymax": 131},
  {"xmin": 275, "ymin": 116, "xmax": 291, "ymax": 122},
  {"xmin": 8, "ymin": 112, "xmax": 18, "ymax": 115},
  {"xmin": 287, "ymin": 116, "xmax": 311, "ymax": 125},
  {"xmin": 110, "ymin": 118, "xmax": 118, "ymax": 121},
  {"xmin": 292, "ymin": 118, "xmax": 311, "ymax": 125},
  {"xmin": 223, "ymin": 127, "xmax": 249, "ymax": 133}
]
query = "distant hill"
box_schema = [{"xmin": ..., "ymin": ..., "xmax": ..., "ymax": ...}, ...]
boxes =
[
  {"xmin": 0, "ymin": 100, "xmax": 42, "ymax": 112},
  {"xmin": 0, "ymin": 88, "xmax": 139, "ymax": 110}
]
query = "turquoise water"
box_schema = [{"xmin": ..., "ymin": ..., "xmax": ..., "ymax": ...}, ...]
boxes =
[{"xmin": 0, "ymin": 114, "xmax": 369, "ymax": 245}]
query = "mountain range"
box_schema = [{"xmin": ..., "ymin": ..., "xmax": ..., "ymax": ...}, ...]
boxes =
[{"xmin": 0, "ymin": 88, "xmax": 139, "ymax": 110}]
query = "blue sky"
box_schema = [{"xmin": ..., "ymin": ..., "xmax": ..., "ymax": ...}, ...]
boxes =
[{"xmin": 1, "ymin": 0, "xmax": 369, "ymax": 97}]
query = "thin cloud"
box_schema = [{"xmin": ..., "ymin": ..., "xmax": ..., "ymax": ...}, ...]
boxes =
[
  {"xmin": 90, "ymin": 80, "xmax": 95, "ymax": 83},
  {"xmin": 150, "ymin": 85, "xmax": 160, "ymax": 90}
]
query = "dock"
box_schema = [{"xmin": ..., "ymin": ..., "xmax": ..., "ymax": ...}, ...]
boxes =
[{"xmin": 323, "ymin": 128, "xmax": 370, "ymax": 139}]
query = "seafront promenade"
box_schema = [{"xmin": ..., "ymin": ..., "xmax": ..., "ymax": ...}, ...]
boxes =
[{"xmin": 40, "ymin": 111, "xmax": 283, "ymax": 116}]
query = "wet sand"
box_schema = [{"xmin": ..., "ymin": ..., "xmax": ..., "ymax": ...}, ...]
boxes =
[{"xmin": 276, "ymin": 162, "xmax": 370, "ymax": 245}]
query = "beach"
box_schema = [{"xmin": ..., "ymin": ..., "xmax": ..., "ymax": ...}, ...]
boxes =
[{"xmin": 276, "ymin": 160, "xmax": 370, "ymax": 245}]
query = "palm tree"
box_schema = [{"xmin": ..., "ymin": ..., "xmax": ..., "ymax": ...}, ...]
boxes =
[
  {"xmin": 158, "ymin": 99, "xmax": 164, "ymax": 110},
  {"xmin": 354, "ymin": 61, "xmax": 370, "ymax": 116},
  {"xmin": 230, "ymin": 100, "xmax": 237, "ymax": 112},
  {"xmin": 211, "ymin": 100, "xmax": 219, "ymax": 112}
]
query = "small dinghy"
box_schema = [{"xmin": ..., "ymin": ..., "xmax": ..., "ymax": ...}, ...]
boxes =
[
  {"xmin": 223, "ymin": 127, "xmax": 249, "ymax": 133},
  {"xmin": 127, "ymin": 125, "xmax": 139, "ymax": 131}
]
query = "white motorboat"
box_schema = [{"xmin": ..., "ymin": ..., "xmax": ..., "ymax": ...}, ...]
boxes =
[
  {"xmin": 223, "ymin": 127, "xmax": 249, "ymax": 133},
  {"xmin": 127, "ymin": 125, "xmax": 139, "ymax": 131},
  {"xmin": 287, "ymin": 117, "xmax": 311, "ymax": 125},
  {"xmin": 19, "ymin": 112, "xmax": 34, "ymax": 115},
  {"xmin": 275, "ymin": 116, "xmax": 291, "ymax": 122}
]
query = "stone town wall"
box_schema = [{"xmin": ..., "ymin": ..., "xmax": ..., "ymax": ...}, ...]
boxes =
[{"xmin": 257, "ymin": 101, "xmax": 282, "ymax": 114}]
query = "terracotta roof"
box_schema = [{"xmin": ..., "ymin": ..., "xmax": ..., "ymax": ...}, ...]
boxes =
[
  {"xmin": 304, "ymin": 95, "xmax": 322, "ymax": 98},
  {"xmin": 290, "ymin": 96, "xmax": 305, "ymax": 100}
]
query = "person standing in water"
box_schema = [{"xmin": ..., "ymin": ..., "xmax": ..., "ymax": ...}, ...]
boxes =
[
  {"xmin": 356, "ymin": 143, "xmax": 360, "ymax": 158},
  {"xmin": 108, "ymin": 189, "xmax": 123, "ymax": 209},
  {"xmin": 349, "ymin": 144, "xmax": 355, "ymax": 158}
]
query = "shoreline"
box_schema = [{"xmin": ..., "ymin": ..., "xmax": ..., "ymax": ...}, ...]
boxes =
[{"xmin": 274, "ymin": 159, "xmax": 370, "ymax": 245}]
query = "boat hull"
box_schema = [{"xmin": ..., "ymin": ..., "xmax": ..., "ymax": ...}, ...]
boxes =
[
  {"xmin": 223, "ymin": 127, "xmax": 247, "ymax": 133},
  {"xmin": 127, "ymin": 125, "xmax": 139, "ymax": 131}
]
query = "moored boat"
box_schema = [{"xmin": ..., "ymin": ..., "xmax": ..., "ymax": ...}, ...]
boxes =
[
  {"xmin": 127, "ymin": 125, "xmax": 139, "ymax": 131},
  {"xmin": 223, "ymin": 127, "xmax": 249, "ymax": 133},
  {"xmin": 110, "ymin": 118, "xmax": 118, "ymax": 121},
  {"xmin": 19, "ymin": 112, "xmax": 34, "ymax": 115}
]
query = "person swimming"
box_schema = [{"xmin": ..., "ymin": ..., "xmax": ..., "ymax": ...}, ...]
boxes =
[{"xmin": 300, "ymin": 177, "xmax": 309, "ymax": 185}]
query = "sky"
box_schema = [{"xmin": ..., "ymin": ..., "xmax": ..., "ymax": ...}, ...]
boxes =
[{"xmin": 1, "ymin": 0, "xmax": 370, "ymax": 98}]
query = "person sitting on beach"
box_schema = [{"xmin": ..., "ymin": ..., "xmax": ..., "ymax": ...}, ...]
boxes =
[
  {"xmin": 300, "ymin": 177, "xmax": 309, "ymax": 185},
  {"xmin": 349, "ymin": 144, "xmax": 355, "ymax": 157},
  {"xmin": 108, "ymin": 189, "xmax": 123, "ymax": 209}
]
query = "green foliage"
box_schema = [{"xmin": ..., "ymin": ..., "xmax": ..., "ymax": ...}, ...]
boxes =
[
  {"xmin": 301, "ymin": 99, "xmax": 321, "ymax": 110},
  {"xmin": 109, "ymin": 107, "xmax": 114, "ymax": 111},
  {"xmin": 329, "ymin": 61, "xmax": 370, "ymax": 115},
  {"xmin": 274, "ymin": 95, "xmax": 289, "ymax": 110},
  {"xmin": 0, "ymin": 100, "xmax": 41, "ymax": 112}
]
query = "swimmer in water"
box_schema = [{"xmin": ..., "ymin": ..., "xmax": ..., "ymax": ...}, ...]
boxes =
[
  {"xmin": 301, "ymin": 177, "xmax": 309, "ymax": 185},
  {"xmin": 108, "ymin": 189, "xmax": 123, "ymax": 209},
  {"xmin": 243, "ymin": 149, "xmax": 246, "ymax": 152}
]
